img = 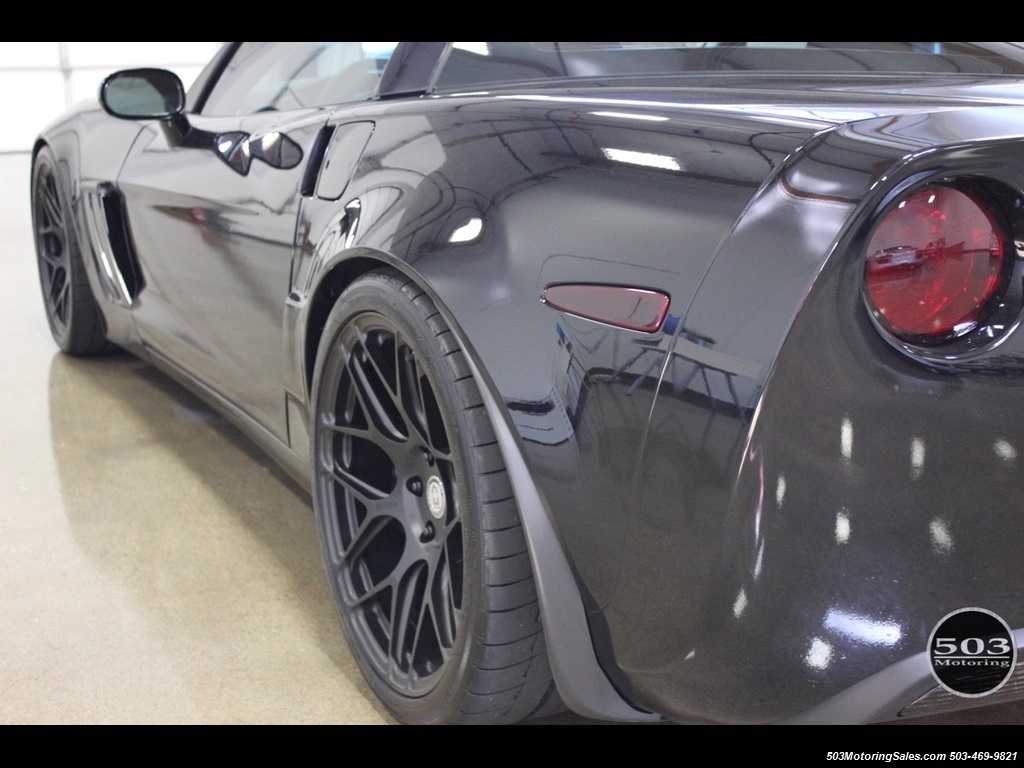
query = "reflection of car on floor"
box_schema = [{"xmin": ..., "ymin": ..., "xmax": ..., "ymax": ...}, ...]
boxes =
[{"xmin": 31, "ymin": 42, "xmax": 1024, "ymax": 723}]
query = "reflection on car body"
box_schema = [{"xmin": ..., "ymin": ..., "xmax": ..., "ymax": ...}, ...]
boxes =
[{"xmin": 31, "ymin": 41, "xmax": 1024, "ymax": 724}]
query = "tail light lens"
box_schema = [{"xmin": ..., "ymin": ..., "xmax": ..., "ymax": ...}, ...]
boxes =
[
  {"xmin": 864, "ymin": 184, "xmax": 1008, "ymax": 344},
  {"xmin": 542, "ymin": 284, "xmax": 670, "ymax": 333}
]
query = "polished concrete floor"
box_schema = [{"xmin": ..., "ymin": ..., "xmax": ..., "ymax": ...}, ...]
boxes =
[
  {"xmin": 2, "ymin": 151, "xmax": 1021, "ymax": 725},
  {"xmin": 2, "ymin": 154, "xmax": 400, "ymax": 724}
]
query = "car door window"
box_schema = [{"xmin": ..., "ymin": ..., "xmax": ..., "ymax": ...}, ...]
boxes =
[{"xmin": 201, "ymin": 42, "xmax": 397, "ymax": 116}]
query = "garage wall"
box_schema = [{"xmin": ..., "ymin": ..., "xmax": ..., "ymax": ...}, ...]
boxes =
[{"xmin": 0, "ymin": 42, "xmax": 223, "ymax": 153}]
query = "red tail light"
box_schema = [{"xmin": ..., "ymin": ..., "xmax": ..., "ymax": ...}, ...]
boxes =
[{"xmin": 864, "ymin": 185, "xmax": 1007, "ymax": 343}]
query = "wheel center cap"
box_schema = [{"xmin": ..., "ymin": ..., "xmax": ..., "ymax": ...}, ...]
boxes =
[{"xmin": 426, "ymin": 476, "xmax": 446, "ymax": 520}]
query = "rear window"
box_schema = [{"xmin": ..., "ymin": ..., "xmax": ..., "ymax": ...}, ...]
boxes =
[{"xmin": 435, "ymin": 42, "xmax": 1024, "ymax": 90}]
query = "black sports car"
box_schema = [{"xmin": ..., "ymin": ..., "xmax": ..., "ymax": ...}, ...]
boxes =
[{"xmin": 31, "ymin": 42, "xmax": 1024, "ymax": 724}]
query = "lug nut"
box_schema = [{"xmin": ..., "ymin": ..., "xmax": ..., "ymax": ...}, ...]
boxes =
[
  {"xmin": 420, "ymin": 522, "xmax": 435, "ymax": 542},
  {"xmin": 407, "ymin": 477, "xmax": 424, "ymax": 496}
]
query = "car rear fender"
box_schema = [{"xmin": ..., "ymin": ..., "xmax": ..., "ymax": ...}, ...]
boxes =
[
  {"xmin": 289, "ymin": 240, "xmax": 657, "ymax": 720},
  {"xmin": 618, "ymin": 110, "xmax": 1024, "ymax": 722},
  {"xmin": 289, "ymin": 102, "xmax": 823, "ymax": 718}
]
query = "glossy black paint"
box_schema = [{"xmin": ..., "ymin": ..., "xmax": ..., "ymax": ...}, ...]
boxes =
[
  {"xmin": 34, "ymin": 42, "xmax": 1024, "ymax": 723},
  {"xmin": 621, "ymin": 114, "xmax": 1024, "ymax": 721}
]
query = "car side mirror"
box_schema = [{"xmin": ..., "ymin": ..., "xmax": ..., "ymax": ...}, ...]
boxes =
[
  {"xmin": 100, "ymin": 69, "xmax": 186, "ymax": 120},
  {"xmin": 98, "ymin": 67, "xmax": 302, "ymax": 176},
  {"xmin": 215, "ymin": 130, "xmax": 304, "ymax": 175}
]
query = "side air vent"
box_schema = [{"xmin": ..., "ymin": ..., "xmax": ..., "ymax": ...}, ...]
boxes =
[{"xmin": 98, "ymin": 184, "xmax": 144, "ymax": 301}]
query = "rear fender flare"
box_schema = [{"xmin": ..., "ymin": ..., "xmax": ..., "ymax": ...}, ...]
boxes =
[{"xmin": 298, "ymin": 246, "xmax": 656, "ymax": 721}]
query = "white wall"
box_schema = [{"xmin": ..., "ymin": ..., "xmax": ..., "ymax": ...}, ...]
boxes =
[{"xmin": 0, "ymin": 42, "xmax": 223, "ymax": 152}]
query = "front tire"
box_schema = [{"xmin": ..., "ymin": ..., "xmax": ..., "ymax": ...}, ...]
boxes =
[
  {"xmin": 32, "ymin": 146, "xmax": 108, "ymax": 355},
  {"xmin": 311, "ymin": 269, "xmax": 557, "ymax": 724}
]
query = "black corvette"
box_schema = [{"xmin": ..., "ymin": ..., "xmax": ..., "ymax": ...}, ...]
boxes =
[{"xmin": 31, "ymin": 42, "xmax": 1024, "ymax": 724}]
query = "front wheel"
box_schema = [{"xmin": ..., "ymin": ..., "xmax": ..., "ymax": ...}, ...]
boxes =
[
  {"xmin": 31, "ymin": 146, "xmax": 108, "ymax": 355},
  {"xmin": 311, "ymin": 269, "xmax": 557, "ymax": 724}
]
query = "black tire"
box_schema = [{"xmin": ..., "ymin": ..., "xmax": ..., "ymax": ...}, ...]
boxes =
[
  {"xmin": 32, "ymin": 146, "xmax": 108, "ymax": 355},
  {"xmin": 311, "ymin": 269, "xmax": 558, "ymax": 724}
]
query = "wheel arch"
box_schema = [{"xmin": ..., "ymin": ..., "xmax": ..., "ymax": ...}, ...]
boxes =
[
  {"xmin": 301, "ymin": 247, "xmax": 656, "ymax": 721},
  {"xmin": 32, "ymin": 137, "xmax": 49, "ymax": 163},
  {"xmin": 31, "ymin": 136, "xmax": 77, "ymax": 211},
  {"xmin": 302, "ymin": 251, "xmax": 388, "ymax": 400}
]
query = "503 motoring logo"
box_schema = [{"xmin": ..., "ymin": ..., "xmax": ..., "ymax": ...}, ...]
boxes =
[{"xmin": 928, "ymin": 608, "xmax": 1017, "ymax": 697}]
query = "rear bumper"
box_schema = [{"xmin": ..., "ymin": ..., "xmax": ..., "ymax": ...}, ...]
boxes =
[{"xmin": 785, "ymin": 629, "xmax": 1024, "ymax": 723}]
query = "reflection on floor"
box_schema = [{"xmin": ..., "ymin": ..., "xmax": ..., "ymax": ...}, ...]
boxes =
[{"xmin": 2, "ymin": 151, "xmax": 1021, "ymax": 725}]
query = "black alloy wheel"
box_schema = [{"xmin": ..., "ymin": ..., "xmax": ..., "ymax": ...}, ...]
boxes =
[
  {"xmin": 311, "ymin": 270, "xmax": 557, "ymax": 724},
  {"xmin": 32, "ymin": 147, "xmax": 107, "ymax": 355}
]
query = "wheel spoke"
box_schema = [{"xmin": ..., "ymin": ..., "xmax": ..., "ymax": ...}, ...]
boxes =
[
  {"xmin": 320, "ymin": 416, "xmax": 368, "ymax": 439},
  {"xmin": 42, "ymin": 182, "xmax": 63, "ymax": 229},
  {"xmin": 398, "ymin": 336, "xmax": 456, "ymax": 461},
  {"xmin": 349, "ymin": 574, "xmax": 392, "ymax": 610},
  {"xmin": 431, "ymin": 548, "xmax": 459, "ymax": 648},
  {"xmin": 402, "ymin": 521, "xmax": 461, "ymax": 675},
  {"xmin": 37, "ymin": 220, "xmax": 63, "ymax": 242},
  {"xmin": 320, "ymin": 410, "xmax": 390, "ymax": 450},
  {"xmin": 320, "ymin": 397, "xmax": 399, "ymax": 499},
  {"xmin": 353, "ymin": 321, "xmax": 399, "ymax": 400},
  {"xmin": 52, "ymin": 277, "xmax": 70, "ymax": 321},
  {"xmin": 45, "ymin": 266, "xmax": 62, "ymax": 297},
  {"xmin": 340, "ymin": 512, "xmax": 394, "ymax": 569},
  {"xmin": 323, "ymin": 457, "xmax": 388, "ymax": 505},
  {"xmin": 37, "ymin": 246, "xmax": 62, "ymax": 267},
  {"xmin": 347, "ymin": 339, "xmax": 407, "ymax": 442},
  {"xmin": 389, "ymin": 560, "xmax": 427, "ymax": 673},
  {"xmin": 395, "ymin": 337, "xmax": 430, "ymax": 445}
]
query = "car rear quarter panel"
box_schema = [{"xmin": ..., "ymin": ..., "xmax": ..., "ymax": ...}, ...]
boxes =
[
  {"xmin": 294, "ymin": 97, "xmax": 1024, "ymax": 721},
  {"xmin": 292, "ymin": 93, "xmax": 819, "ymax": 717},
  {"xmin": 621, "ymin": 109, "xmax": 1024, "ymax": 722}
]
